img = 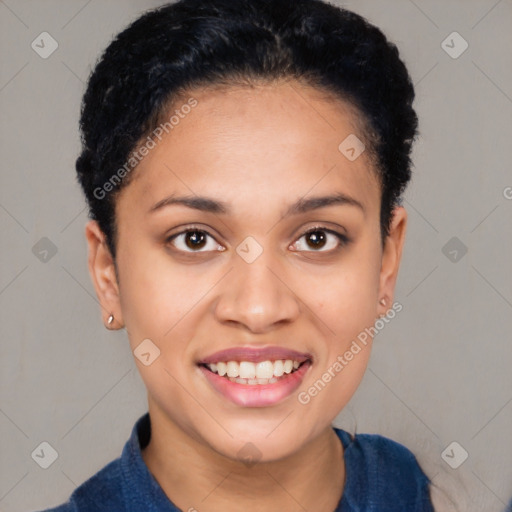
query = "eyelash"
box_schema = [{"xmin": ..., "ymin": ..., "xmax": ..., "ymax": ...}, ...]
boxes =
[{"xmin": 165, "ymin": 225, "xmax": 349, "ymax": 254}]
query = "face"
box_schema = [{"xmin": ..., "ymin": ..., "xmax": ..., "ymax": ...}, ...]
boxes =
[{"xmin": 86, "ymin": 80, "xmax": 406, "ymax": 462}]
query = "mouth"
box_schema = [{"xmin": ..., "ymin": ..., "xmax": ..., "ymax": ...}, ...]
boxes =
[
  {"xmin": 199, "ymin": 358, "xmax": 308, "ymax": 385},
  {"xmin": 197, "ymin": 347, "xmax": 313, "ymax": 407}
]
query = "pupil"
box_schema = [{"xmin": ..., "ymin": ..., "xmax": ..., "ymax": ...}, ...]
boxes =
[
  {"xmin": 186, "ymin": 231, "xmax": 206, "ymax": 249},
  {"xmin": 307, "ymin": 231, "xmax": 325, "ymax": 248}
]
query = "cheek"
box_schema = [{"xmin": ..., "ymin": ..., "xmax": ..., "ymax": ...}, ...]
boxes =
[
  {"xmin": 310, "ymin": 253, "xmax": 380, "ymax": 339},
  {"xmin": 299, "ymin": 246, "xmax": 379, "ymax": 413},
  {"xmin": 116, "ymin": 245, "xmax": 205, "ymax": 403},
  {"xmin": 117, "ymin": 242, "xmax": 199, "ymax": 338}
]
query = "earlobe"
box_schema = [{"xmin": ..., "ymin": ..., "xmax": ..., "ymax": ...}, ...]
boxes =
[
  {"xmin": 377, "ymin": 206, "xmax": 407, "ymax": 315},
  {"xmin": 84, "ymin": 220, "xmax": 124, "ymax": 329}
]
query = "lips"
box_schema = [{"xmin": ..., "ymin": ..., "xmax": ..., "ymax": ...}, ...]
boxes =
[{"xmin": 197, "ymin": 345, "xmax": 313, "ymax": 407}]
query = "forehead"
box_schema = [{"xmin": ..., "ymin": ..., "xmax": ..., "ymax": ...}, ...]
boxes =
[{"xmin": 118, "ymin": 80, "xmax": 380, "ymax": 216}]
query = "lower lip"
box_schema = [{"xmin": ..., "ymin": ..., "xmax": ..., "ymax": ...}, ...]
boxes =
[{"xmin": 199, "ymin": 362, "xmax": 312, "ymax": 407}]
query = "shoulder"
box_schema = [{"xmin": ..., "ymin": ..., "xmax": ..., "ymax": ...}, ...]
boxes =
[
  {"xmin": 34, "ymin": 457, "xmax": 125, "ymax": 512},
  {"xmin": 334, "ymin": 428, "xmax": 434, "ymax": 512},
  {"xmin": 34, "ymin": 412, "xmax": 160, "ymax": 512},
  {"xmin": 351, "ymin": 431, "xmax": 428, "ymax": 478}
]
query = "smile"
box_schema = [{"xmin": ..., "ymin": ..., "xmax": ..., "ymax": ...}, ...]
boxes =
[
  {"xmin": 197, "ymin": 347, "xmax": 313, "ymax": 407},
  {"xmin": 202, "ymin": 359, "xmax": 303, "ymax": 385}
]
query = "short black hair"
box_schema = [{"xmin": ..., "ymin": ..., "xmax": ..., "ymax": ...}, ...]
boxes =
[{"xmin": 76, "ymin": 0, "xmax": 418, "ymax": 259}]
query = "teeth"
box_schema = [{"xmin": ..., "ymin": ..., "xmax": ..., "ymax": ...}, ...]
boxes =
[
  {"xmin": 239, "ymin": 361, "xmax": 256, "ymax": 379},
  {"xmin": 229, "ymin": 376, "xmax": 279, "ymax": 385},
  {"xmin": 205, "ymin": 359, "xmax": 303, "ymax": 379},
  {"xmin": 217, "ymin": 361, "xmax": 227, "ymax": 377},
  {"xmin": 226, "ymin": 361, "xmax": 238, "ymax": 378},
  {"xmin": 256, "ymin": 360, "xmax": 274, "ymax": 379},
  {"xmin": 283, "ymin": 360, "xmax": 293, "ymax": 374},
  {"xmin": 273, "ymin": 360, "xmax": 284, "ymax": 377}
]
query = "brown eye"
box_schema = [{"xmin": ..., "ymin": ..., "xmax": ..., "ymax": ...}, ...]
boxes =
[
  {"xmin": 305, "ymin": 230, "xmax": 327, "ymax": 249},
  {"xmin": 291, "ymin": 227, "xmax": 348, "ymax": 253},
  {"xmin": 167, "ymin": 228, "xmax": 225, "ymax": 253},
  {"xmin": 185, "ymin": 230, "xmax": 207, "ymax": 250}
]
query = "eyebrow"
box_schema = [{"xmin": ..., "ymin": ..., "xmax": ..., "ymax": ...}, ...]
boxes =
[{"xmin": 148, "ymin": 192, "xmax": 364, "ymax": 216}]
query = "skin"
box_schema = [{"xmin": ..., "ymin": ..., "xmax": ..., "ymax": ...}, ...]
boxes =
[{"xmin": 85, "ymin": 79, "xmax": 407, "ymax": 512}]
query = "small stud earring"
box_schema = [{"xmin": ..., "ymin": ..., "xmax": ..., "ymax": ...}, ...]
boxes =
[
  {"xmin": 379, "ymin": 298, "xmax": 387, "ymax": 306},
  {"xmin": 107, "ymin": 314, "xmax": 114, "ymax": 326}
]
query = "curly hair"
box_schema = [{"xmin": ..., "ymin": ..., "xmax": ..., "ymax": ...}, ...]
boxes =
[{"xmin": 76, "ymin": 0, "xmax": 418, "ymax": 259}]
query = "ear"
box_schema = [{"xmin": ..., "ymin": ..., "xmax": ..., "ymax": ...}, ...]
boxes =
[
  {"xmin": 377, "ymin": 206, "xmax": 407, "ymax": 315},
  {"xmin": 85, "ymin": 220, "xmax": 124, "ymax": 329}
]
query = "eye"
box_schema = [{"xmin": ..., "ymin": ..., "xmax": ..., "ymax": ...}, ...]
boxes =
[
  {"xmin": 167, "ymin": 228, "xmax": 225, "ymax": 253},
  {"xmin": 290, "ymin": 227, "xmax": 348, "ymax": 252}
]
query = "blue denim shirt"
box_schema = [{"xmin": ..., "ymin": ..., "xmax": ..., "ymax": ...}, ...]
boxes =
[{"xmin": 37, "ymin": 412, "xmax": 434, "ymax": 511}]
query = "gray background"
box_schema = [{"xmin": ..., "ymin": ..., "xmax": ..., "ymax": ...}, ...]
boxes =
[{"xmin": 0, "ymin": 0, "xmax": 511, "ymax": 510}]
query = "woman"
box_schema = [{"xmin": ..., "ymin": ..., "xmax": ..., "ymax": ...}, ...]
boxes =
[{"xmin": 39, "ymin": 0, "xmax": 436, "ymax": 510}]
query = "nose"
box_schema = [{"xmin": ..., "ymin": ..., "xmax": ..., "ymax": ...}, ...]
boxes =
[{"xmin": 213, "ymin": 250, "xmax": 301, "ymax": 334}]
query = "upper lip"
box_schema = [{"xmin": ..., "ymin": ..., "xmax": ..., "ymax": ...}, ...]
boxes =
[{"xmin": 198, "ymin": 346, "xmax": 313, "ymax": 365}]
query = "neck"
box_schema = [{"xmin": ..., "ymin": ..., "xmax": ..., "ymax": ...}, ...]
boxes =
[{"xmin": 141, "ymin": 404, "xmax": 345, "ymax": 512}]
